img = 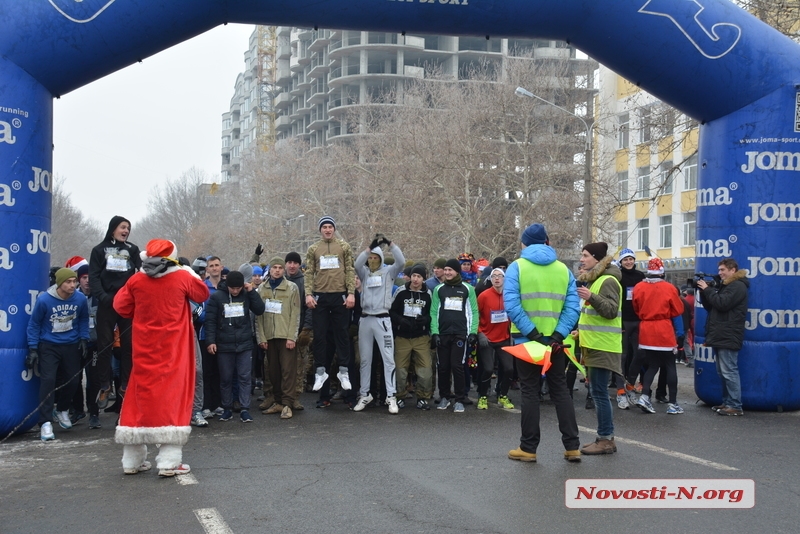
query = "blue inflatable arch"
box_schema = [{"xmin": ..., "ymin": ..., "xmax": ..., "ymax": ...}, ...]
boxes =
[{"xmin": 2, "ymin": 0, "xmax": 799, "ymax": 435}]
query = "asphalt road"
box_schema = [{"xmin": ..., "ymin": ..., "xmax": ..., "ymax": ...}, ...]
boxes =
[{"xmin": 1, "ymin": 365, "xmax": 798, "ymax": 534}]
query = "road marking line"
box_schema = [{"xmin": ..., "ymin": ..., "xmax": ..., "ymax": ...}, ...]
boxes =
[
  {"xmin": 577, "ymin": 425, "xmax": 738, "ymax": 471},
  {"xmin": 194, "ymin": 508, "xmax": 233, "ymax": 534},
  {"xmin": 177, "ymin": 473, "xmax": 198, "ymax": 485}
]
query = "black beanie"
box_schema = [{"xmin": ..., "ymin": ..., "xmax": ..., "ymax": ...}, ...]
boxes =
[
  {"xmin": 411, "ymin": 263, "xmax": 427, "ymax": 279},
  {"xmin": 226, "ymin": 270, "xmax": 244, "ymax": 288},
  {"xmin": 583, "ymin": 242, "xmax": 609, "ymax": 261},
  {"xmin": 445, "ymin": 258, "xmax": 461, "ymax": 272},
  {"xmin": 491, "ymin": 257, "xmax": 508, "ymax": 269},
  {"xmin": 285, "ymin": 251, "xmax": 302, "ymax": 264}
]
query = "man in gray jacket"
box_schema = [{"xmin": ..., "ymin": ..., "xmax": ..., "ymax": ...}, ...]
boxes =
[{"xmin": 352, "ymin": 235, "xmax": 404, "ymax": 413}]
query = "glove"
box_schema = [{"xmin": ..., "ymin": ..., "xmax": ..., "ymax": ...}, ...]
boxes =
[
  {"xmin": 430, "ymin": 334, "xmax": 440, "ymax": 349},
  {"xmin": 380, "ymin": 236, "xmax": 391, "ymax": 246},
  {"xmin": 254, "ymin": 243, "xmax": 264, "ymax": 256},
  {"xmin": 478, "ymin": 332, "xmax": 490, "ymax": 349},
  {"xmin": 467, "ymin": 333, "xmax": 478, "ymax": 348},
  {"xmin": 369, "ymin": 238, "xmax": 380, "ymax": 250},
  {"xmin": 25, "ymin": 348, "xmax": 38, "ymax": 370},
  {"xmin": 676, "ymin": 335, "xmax": 685, "ymax": 349},
  {"xmin": 297, "ymin": 327, "xmax": 312, "ymax": 348},
  {"xmin": 527, "ymin": 328, "xmax": 544, "ymax": 344},
  {"xmin": 551, "ymin": 331, "xmax": 565, "ymax": 344},
  {"xmin": 79, "ymin": 340, "xmax": 89, "ymax": 366}
]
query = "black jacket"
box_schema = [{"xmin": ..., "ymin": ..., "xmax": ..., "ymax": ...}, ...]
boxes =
[
  {"xmin": 88, "ymin": 216, "xmax": 142, "ymax": 305},
  {"xmin": 389, "ymin": 283, "xmax": 432, "ymax": 338},
  {"xmin": 287, "ymin": 270, "xmax": 312, "ymax": 330},
  {"xmin": 620, "ymin": 265, "xmax": 645, "ymax": 322},
  {"xmin": 701, "ymin": 270, "xmax": 749, "ymax": 350},
  {"xmin": 205, "ymin": 283, "xmax": 266, "ymax": 352}
]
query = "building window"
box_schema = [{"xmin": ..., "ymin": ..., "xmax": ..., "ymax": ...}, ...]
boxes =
[
  {"xmin": 683, "ymin": 212, "xmax": 696, "ymax": 246},
  {"xmin": 232, "ymin": 146, "xmax": 240, "ymax": 158},
  {"xmin": 221, "ymin": 170, "xmax": 229, "ymax": 182},
  {"xmin": 636, "ymin": 166, "xmax": 650, "ymax": 199},
  {"xmin": 617, "ymin": 171, "xmax": 629, "ymax": 201},
  {"xmin": 617, "ymin": 112, "xmax": 629, "ymax": 150},
  {"xmin": 659, "ymin": 161, "xmax": 674, "ymax": 195},
  {"xmin": 659, "ymin": 215, "xmax": 672, "ymax": 248},
  {"xmin": 222, "ymin": 136, "xmax": 230, "ymax": 148},
  {"xmin": 683, "ymin": 153, "xmax": 698, "ymax": 190},
  {"xmin": 638, "ymin": 106, "xmax": 652, "ymax": 144},
  {"xmin": 617, "ymin": 221, "xmax": 628, "ymax": 248},
  {"xmin": 637, "ymin": 218, "xmax": 649, "ymax": 251}
]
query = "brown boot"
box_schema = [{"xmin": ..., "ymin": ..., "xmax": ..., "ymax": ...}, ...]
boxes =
[
  {"xmin": 262, "ymin": 403, "xmax": 284, "ymax": 415},
  {"xmin": 581, "ymin": 438, "xmax": 617, "ymax": 455},
  {"xmin": 280, "ymin": 405, "xmax": 293, "ymax": 419},
  {"xmin": 564, "ymin": 450, "xmax": 582, "ymax": 462},
  {"xmin": 293, "ymin": 400, "xmax": 304, "ymax": 411},
  {"xmin": 258, "ymin": 397, "xmax": 275, "ymax": 411}
]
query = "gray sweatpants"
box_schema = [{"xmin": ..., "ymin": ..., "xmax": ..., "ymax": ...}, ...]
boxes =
[{"xmin": 358, "ymin": 316, "xmax": 396, "ymax": 397}]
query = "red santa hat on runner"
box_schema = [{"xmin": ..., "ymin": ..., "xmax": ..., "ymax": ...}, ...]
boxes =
[
  {"xmin": 141, "ymin": 239, "xmax": 177, "ymax": 261},
  {"xmin": 64, "ymin": 255, "xmax": 88, "ymax": 270},
  {"xmin": 647, "ymin": 257, "xmax": 665, "ymax": 277}
]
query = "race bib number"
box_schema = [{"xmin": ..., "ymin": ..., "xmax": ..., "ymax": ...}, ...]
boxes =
[
  {"xmin": 88, "ymin": 314, "xmax": 96, "ymax": 329},
  {"xmin": 320, "ymin": 255, "xmax": 340, "ymax": 270},
  {"xmin": 106, "ymin": 255, "xmax": 128, "ymax": 272},
  {"xmin": 366, "ymin": 274, "xmax": 382, "ymax": 288},
  {"xmin": 626, "ymin": 287, "xmax": 634, "ymax": 301},
  {"xmin": 224, "ymin": 302, "xmax": 245, "ymax": 318},
  {"xmin": 265, "ymin": 299, "xmax": 283, "ymax": 314},
  {"xmin": 52, "ymin": 317, "xmax": 73, "ymax": 333},
  {"xmin": 403, "ymin": 303, "xmax": 422, "ymax": 317},
  {"xmin": 444, "ymin": 296, "xmax": 463, "ymax": 311},
  {"xmin": 490, "ymin": 310, "xmax": 508, "ymax": 323}
]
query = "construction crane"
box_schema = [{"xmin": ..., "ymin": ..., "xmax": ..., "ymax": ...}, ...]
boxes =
[{"xmin": 257, "ymin": 25, "xmax": 278, "ymax": 150}]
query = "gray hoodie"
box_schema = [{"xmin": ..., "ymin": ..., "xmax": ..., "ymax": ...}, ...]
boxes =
[{"xmin": 355, "ymin": 243, "xmax": 404, "ymax": 315}]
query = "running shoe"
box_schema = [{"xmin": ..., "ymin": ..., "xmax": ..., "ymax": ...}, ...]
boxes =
[
  {"xmin": 40, "ymin": 422, "xmax": 55, "ymax": 441},
  {"xmin": 453, "ymin": 402, "xmax": 465, "ymax": 413},
  {"xmin": 666, "ymin": 403, "xmax": 684, "ymax": 415},
  {"xmin": 312, "ymin": 370, "xmax": 329, "ymax": 391},
  {"xmin": 436, "ymin": 398, "xmax": 451, "ymax": 410},
  {"xmin": 497, "ymin": 395, "xmax": 515, "ymax": 409},
  {"xmin": 477, "ymin": 396, "xmax": 488, "ymax": 410},
  {"xmin": 352, "ymin": 393, "xmax": 373, "ymax": 412},
  {"xmin": 636, "ymin": 394, "xmax": 656, "ymax": 414}
]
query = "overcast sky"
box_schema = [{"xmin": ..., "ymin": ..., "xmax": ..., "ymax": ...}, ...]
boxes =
[{"xmin": 53, "ymin": 23, "xmax": 256, "ymax": 229}]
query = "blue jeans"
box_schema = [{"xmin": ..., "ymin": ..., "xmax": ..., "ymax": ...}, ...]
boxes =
[
  {"xmin": 218, "ymin": 350, "xmax": 252, "ymax": 410},
  {"xmin": 588, "ymin": 366, "xmax": 614, "ymax": 439},
  {"xmin": 715, "ymin": 348, "xmax": 742, "ymax": 410}
]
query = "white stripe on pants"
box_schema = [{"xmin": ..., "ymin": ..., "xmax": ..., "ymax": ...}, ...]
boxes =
[{"xmin": 358, "ymin": 316, "xmax": 396, "ymax": 397}]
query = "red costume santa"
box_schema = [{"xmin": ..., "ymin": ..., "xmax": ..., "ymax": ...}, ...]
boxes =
[{"xmin": 113, "ymin": 239, "xmax": 209, "ymax": 477}]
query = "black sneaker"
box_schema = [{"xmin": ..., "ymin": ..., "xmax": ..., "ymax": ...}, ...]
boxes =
[
  {"xmin": 70, "ymin": 411, "xmax": 86, "ymax": 425},
  {"xmin": 316, "ymin": 399, "xmax": 331, "ymax": 408},
  {"xmin": 219, "ymin": 409, "xmax": 233, "ymax": 421},
  {"xmin": 585, "ymin": 394, "xmax": 595, "ymax": 410},
  {"xmin": 416, "ymin": 399, "xmax": 431, "ymax": 410},
  {"xmin": 655, "ymin": 395, "xmax": 669, "ymax": 404},
  {"xmin": 240, "ymin": 410, "xmax": 253, "ymax": 423},
  {"xmin": 88, "ymin": 415, "xmax": 101, "ymax": 429},
  {"xmin": 396, "ymin": 399, "xmax": 405, "ymax": 409}
]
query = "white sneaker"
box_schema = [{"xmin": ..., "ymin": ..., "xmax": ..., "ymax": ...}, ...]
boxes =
[
  {"xmin": 312, "ymin": 371, "xmax": 329, "ymax": 391},
  {"xmin": 124, "ymin": 461, "xmax": 152, "ymax": 475},
  {"xmin": 616, "ymin": 393, "xmax": 630, "ymax": 410},
  {"xmin": 191, "ymin": 412, "xmax": 209, "ymax": 427},
  {"xmin": 352, "ymin": 393, "xmax": 373, "ymax": 412},
  {"xmin": 201, "ymin": 409, "xmax": 214, "ymax": 419},
  {"xmin": 337, "ymin": 369, "xmax": 352, "ymax": 390},
  {"xmin": 158, "ymin": 463, "xmax": 191, "ymax": 477},
  {"xmin": 387, "ymin": 396, "xmax": 399, "ymax": 414},
  {"xmin": 55, "ymin": 410, "xmax": 72, "ymax": 429},
  {"xmin": 40, "ymin": 422, "xmax": 55, "ymax": 441}
]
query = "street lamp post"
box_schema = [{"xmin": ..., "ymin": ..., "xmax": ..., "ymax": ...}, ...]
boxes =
[{"xmin": 515, "ymin": 86, "xmax": 594, "ymax": 246}]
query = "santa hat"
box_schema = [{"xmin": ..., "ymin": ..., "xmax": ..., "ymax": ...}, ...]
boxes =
[
  {"xmin": 64, "ymin": 256, "xmax": 88, "ymax": 270},
  {"xmin": 647, "ymin": 257, "xmax": 665, "ymax": 276},
  {"xmin": 142, "ymin": 239, "xmax": 177, "ymax": 260}
]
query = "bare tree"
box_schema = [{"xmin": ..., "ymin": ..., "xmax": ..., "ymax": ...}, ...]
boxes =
[{"xmin": 50, "ymin": 176, "xmax": 103, "ymax": 266}]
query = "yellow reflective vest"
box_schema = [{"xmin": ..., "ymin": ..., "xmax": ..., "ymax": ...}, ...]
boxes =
[
  {"xmin": 578, "ymin": 274, "xmax": 622, "ymax": 352},
  {"xmin": 510, "ymin": 259, "xmax": 569, "ymax": 336}
]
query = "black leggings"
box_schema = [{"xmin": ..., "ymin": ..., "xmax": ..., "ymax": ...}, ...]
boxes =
[{"xmin": 641, "ymin": 349, "xmax": 677, "ymax": 404}]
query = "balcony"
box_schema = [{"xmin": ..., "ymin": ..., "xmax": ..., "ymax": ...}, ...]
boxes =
[
  {"xmin": 277, "ymin": 44, "xmax": 291, "ymax": 59},
  {"xmin": 308, "ymin": 56, "xmax": 330, "ymax": 79},
  {"xmin": 275, "ymin": 115, "xmax": 291, "ymax": 130},
  {"xmin": 274, "ymin": 92, "xmax": 291, "ymax": 109},
  {"xmin": 308, "ymin": 110, "xmax": 329, "ymax": 130},
  {"xmin": 309, "ymin": 29, "xmax": 331, "ymax": 52}
]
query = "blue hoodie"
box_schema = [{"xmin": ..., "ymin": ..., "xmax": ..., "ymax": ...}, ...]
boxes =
[
  {"xmin": 503, "ymin": 244, "xmax": 580, "ymax": 342},
  {"xmin": 27, "ymin": 285, "xmax": 90, "ymax": 347}
]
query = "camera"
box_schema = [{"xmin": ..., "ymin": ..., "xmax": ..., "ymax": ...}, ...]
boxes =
[{"xmin": 688, "ymin": 272, "xmax": 720, "ymax": 289}]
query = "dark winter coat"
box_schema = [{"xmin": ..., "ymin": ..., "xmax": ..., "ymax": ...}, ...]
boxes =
[
  {"xmin": 205, "ymin": 283, "xmax": 266, "ymax": 352},
  {"xmin": 701, "ymin": 269, "xmax": 749, "ymax": 351},
  {"xmin": 619, "ymin": 265, "xmax": 645, "ymax": 322},
  {"xmin": 389, "ymin": 282, "xmax": 432, "ymax": 338},
  {"xmin": 88, "ymin": 216, "xmax": 142, "ymax": 305}
]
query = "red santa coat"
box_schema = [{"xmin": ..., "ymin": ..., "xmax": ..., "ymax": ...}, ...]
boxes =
[
  {"xmin": 113, "ymin": 264, "xmax": 209, "ymax": 445},
  {"xmin": 632, "ymin": 278, "xmax": 683, "ymax": 351}
]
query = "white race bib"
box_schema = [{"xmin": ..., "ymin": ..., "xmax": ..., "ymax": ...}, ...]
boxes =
[
  {"xmin": 52, "ymin": 317, "xmax": 73, "ymax": 333},
  {"xmin": 444, "ymin": 296, "xmax": 463, "ymax": 311},
  {"xmin": 88, "ymin": 314, "xmax": 96, "ymax": 329},
  {"xmin": 490, "ymin": 310, "xmax": 508, "ymax": 324},
  {"xmin": 106, "ymin": 255, "xmax": 128, "ymax": 272},
  {"xmin": 224, "ymin": 302, "xmax": 245, "ymax": 318},
  {"xmin": 626, "ymin": 287, "xmax": 634, "ymax": 301},
  {"xmin": 403, "ymin": 303, "xmax": 422, "ymax": 317},
  {"xmin": 265, "ymin": 299, "xmax": 283, "ymax": 314},
  {"xmin": 366, "ymin": 274, "xmax": 382, "ymax": 288},
  {"xmin": 320, "ymin": 255, "xmax": 340, "ymax": 270}
]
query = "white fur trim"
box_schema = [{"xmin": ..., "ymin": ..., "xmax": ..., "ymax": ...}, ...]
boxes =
[
  {"xmin": 115, "ymin": 425, "xmax": 191, "ymax": 445},
  {"xmin": 122, "ymin": 444, "xmax": 148, "ymax": 469},
  {"xmin": 155, "ymin": 444, "xmax": 183, "ymax": 469}
]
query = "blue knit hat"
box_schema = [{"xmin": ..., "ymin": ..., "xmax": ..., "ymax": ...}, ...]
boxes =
[
  {"xmin": 521, "ymin": 223, "xmax": 549, "ymax": 246},
  {"xmin": 619, "ymin": 248, "xmax": 636, "ymax": 260}
]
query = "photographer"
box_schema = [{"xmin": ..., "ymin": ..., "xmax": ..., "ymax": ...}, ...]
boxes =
[{"xmin": 696, "ymin": 258, "xmax": 749, "ymax": 416}]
